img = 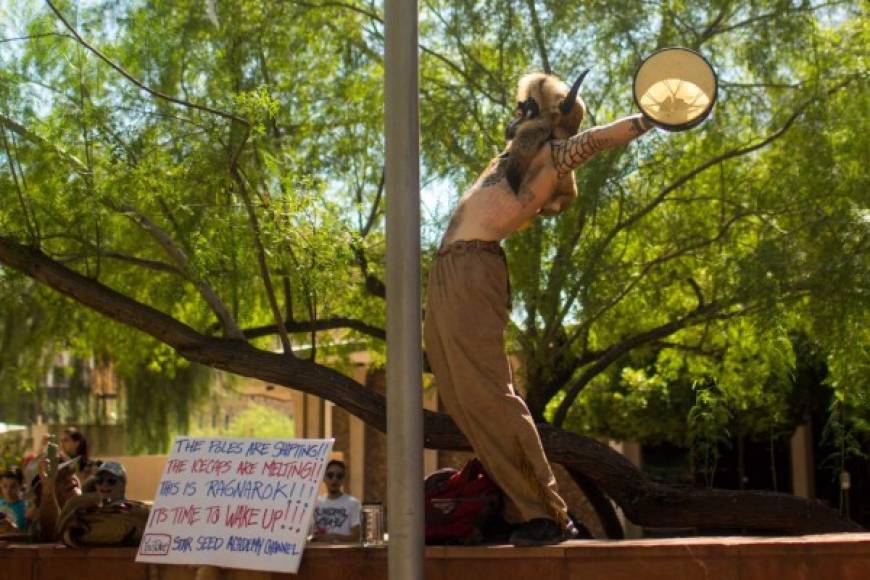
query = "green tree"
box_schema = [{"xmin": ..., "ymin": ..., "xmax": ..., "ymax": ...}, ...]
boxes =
[
  {"xmin": 191, "ymin": 403, "xmax": 296, "ymax": 439},
  {"xmin": 0, "ymin": 0, "xmax": 866, "ymax": 534}
]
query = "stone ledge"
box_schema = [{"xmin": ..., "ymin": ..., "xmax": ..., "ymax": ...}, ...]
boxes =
[{"xmin": 1, "ymin": 534, "xmax": 869, "ymax": 580}]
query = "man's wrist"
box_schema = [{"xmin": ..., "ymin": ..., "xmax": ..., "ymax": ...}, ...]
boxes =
[{"xmin": 639, "ymin": 114, "xmax": 656, "ymax": 131}]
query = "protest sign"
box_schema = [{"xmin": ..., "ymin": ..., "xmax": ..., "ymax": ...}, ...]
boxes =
[{"xmin": 136, "ymin": 436, "xmax": 334, "ymax": 574}]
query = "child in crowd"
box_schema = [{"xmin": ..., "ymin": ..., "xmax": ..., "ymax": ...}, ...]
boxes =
[{"xmin": 0, "ymin": 468, "xmax": 27, "ymax": 531}]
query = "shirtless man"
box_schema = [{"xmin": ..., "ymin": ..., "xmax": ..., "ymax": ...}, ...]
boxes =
[{"xmin": 424, "ymin": 74, "xmax": 654, "ymax": 546}]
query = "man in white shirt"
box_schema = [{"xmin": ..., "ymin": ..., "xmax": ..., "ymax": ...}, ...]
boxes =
[{"xmin": 312, "ymin": 460, "xmax": 361, "ymax": 542}]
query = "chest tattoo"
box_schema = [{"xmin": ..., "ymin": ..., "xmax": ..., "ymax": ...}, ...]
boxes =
[
  {"xmin": 481, "ymin": 156, "xmax": 509, "ymax": 188},
  {"xmin": 517, "ymin": 165, "xmax": 544, "ymax": 207}
]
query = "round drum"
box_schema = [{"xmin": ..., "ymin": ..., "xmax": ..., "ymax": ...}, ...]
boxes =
[{"xmin": 633, "ymin": 47, "xmax": 718, "ymax": 131}]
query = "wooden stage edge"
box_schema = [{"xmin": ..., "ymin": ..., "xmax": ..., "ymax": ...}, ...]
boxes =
[{"xmin": 2, "ymin": 533, "xmax": 870, "ymax": 580}]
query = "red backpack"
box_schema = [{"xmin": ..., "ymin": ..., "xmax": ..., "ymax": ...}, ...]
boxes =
[{"xmin": 424, "ymin": 458, "xmax": 504, "ymax": 545}]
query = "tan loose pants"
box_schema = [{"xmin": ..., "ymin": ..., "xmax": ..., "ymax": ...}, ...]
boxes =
[{"xmin": 423, "ymin": 240, "xmax": 568, "ymax": 526}]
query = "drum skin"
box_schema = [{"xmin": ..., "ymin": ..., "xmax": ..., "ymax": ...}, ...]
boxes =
[{"xmin": 633, "ymin": 47, "xmax": 718, "ymax": 132}]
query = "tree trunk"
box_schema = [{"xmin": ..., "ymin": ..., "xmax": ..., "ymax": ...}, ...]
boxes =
[{"xmin": 0, "ymin": 237, "xmax": 862, "ymax": 536}]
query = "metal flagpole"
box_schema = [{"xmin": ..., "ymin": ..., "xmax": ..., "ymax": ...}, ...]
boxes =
[{"xmin": 384, "ymin": 0, "xmax": 424, "ymax": 577}]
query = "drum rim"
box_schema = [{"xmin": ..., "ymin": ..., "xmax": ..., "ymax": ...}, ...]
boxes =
[{"xmin": 632, "ymin": 46, "xmax": 719, "ymax": 132}]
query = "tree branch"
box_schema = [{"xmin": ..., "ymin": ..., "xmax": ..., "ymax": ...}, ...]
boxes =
[
  {"xmin": 231, "ymin": 167, "xmax": 295, "ymax": 355},
  {"xmin": 0, "ymin": 235, "xmax": 858, "ymax": 535},
  {"xmin": 352, "ymin": 246, "xmax": 386, "ymax": 299},
  {"xmin": 552, "ymin": 289, "xmax": 810, "ymax": 428},
  {"xmin": 361, "ymin": 166, "xmax": 385, "ymax": 238},
  {"xmin": 559, "ymin": 210, "xmax": 748, "ymax": 360},
  {"xmin": 541, "ymin": 205, "xmax": 744, "ymax": 385},
  {"xmin": 420, "ymin": 46, "xmax": 505, "ymax": 106},
  {"xmin": 424, "ymin": 0, "xmax": 505, "ymax": 96},
  {"xmin": 105, "ymin": 200, "xmax": 244, "ymax": 339},
  {"xmin": 59, "ymin": 250, "xmax": 182, "ymax": 275},
  {"xmin": 653, "ymin": 340, "xmax": 722, "ymax": 357},
  {"xmin": 243, "ymin": 316, "xmax": 385, "ymax": 340},
  {"xmin": 687, "ymin": 276, "xmax": 705, "ymax": 308},
  {"xmin": 0, "ymin": 113, "xmax": 89, "ymax": 175},
  {"xmin": 44, "ymin": 0, "xmax": 248, "ymax": 126},
  {"xmin": 552, "ymin": 299, "xmax": 733, "ymax": 427},
  {"xmin": 349, "ymin": 165, "xmax": 387, "ymax": 299},
  {"xmin": 525, "ymin": 0, "xmax": 551, "ymax": 74},
  {"xmin": 291, "ymin": 0, "xmax": 383, "ymax": 23},
  {"xmin": 0, "ymin": 32, "xmax": 74, "ymax": 43},
  {"xmin": 538, "ymin": 152, "xmax": 624, "ymax": 350},
  {"xmin": 1, "ymin": 125, "xmax": 38, "ymax": 243},
  {"xmin": 0, "ymin": 111, "xmax": 243, "ymax": 338},
  {"xmin": 0, "ymin": 236, "xmax": 204, "ymax": 348},
  {"xmin": 291, "ymin": 0, "xmax": 505, "ymax": 106},
  {"xmin": 697, "ymin": 3, "xmax": 732, "ymax": 44},
  {"xmin": 590, "ymin": 76, "xmax": 858, "ymax": 274},
  {"xmin": 702, "ymin": 1, "xmax": 847, "ymax": 42},
  {"xmin": 539, "ymin": 426, "xmax": 860, "ymax": 535}
]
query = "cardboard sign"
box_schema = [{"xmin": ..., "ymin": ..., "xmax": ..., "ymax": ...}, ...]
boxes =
[{"xmin": 136, "ymin": 436, "xmax": 334, "ymax": 574}]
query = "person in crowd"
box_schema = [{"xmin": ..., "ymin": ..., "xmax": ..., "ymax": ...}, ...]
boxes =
[
  {"xmin": 54, "ymin": 459, "xmax": 148, "ymax": 548},
  {"xmin": 0, "ymin": 467, "xmax": 27, "ymax": 532},
  {"xmin": 59, "ymin": 428, "xmax": 107, "ymax": 484},
  {"xmin": 312, "ymin": 460, "xmax": 361, "ymax": 542},
  {"xmin": 92, "ymin": 461, "xmax": 127, "ymax": 503},
  {"xmin": 29, "ymin": 454, "xmax": 82, "ymax": 541},
  {"xmin": 79, "ymin": 458, "xmax": 103, "ymax": 487},
  {"xmin": 60, "ymin": 428, "xmax": 89, "ymax": 465}
]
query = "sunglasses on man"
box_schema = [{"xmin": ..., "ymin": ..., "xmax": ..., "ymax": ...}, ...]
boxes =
[
  {"xmin": 325, "ymin": 471, "xmax": 345, "ymax": 481},
  {"xmin": 96, "ymin": 475, "xmax": 120, "ymax": 486}
]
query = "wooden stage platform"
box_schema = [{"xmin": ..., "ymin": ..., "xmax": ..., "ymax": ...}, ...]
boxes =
[{"xmin": 2, "ymin": 534, "xmax": 870, "ymax": 579}]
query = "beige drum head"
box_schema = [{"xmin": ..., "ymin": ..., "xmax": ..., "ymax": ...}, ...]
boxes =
[{"xmin": 633, "ymin": 47, "xmax": 717, "ymax": 131}]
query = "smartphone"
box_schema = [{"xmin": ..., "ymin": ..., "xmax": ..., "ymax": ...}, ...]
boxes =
[{"xmin": 46, "ymin": 441, "xmax": 59, "ymax": 478}]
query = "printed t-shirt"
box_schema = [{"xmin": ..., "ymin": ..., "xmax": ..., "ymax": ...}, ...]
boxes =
[
  {"xmin": 313, "ymin": 494, "xmax": 360, "ymax": 537},
  {"xmin": 0, "ymin": 499, "xmax": 26, "ymax": 529}
]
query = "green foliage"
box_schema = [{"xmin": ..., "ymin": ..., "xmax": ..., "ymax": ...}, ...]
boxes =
[
  {"xmin": 0, "ymin": 433, "xmax": 29, "ymax": 471},
  {"xmin": 122, "ymin": 359, "xmax": 214, "ymax": 454},
  {"xmin": 0, "ymin": 0, "xmax": 866, "ymax": 473},
  {"xmin": 687, "ymin": 381, "xmax": 732, "ymax": 488},
  {"xmin": 191, "ymin": 403, "xmax": 295, "ymax": 440}
]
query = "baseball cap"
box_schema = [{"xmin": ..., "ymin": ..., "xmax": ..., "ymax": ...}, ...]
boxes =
[{"xmin": 96, "ymin": 461, "xmax": 127, "ymax": 481}]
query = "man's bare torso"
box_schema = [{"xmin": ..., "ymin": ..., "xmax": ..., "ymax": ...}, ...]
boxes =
[
  {"xmin": 440, "ymin": 114, "xmax": 652, "ymax": 248},
  {"xmin": 441, "ymin": 148, "xmax": 557, "ymax": 246}
]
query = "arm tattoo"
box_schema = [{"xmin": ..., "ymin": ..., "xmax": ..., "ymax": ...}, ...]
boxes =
[
  {"xmin": 551, "ymin": 114, "xmax": 652, "ymax": 176},
  {"xmin": 550, "ymin": 132, "xmax": 604, "ymax": 176}
]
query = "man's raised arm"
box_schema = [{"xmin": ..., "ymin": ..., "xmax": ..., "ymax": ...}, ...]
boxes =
[{"xmin": 550, "ymin": 114, "xmax": 654, "ymax": 176}]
